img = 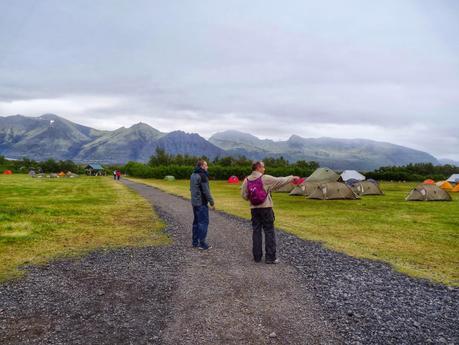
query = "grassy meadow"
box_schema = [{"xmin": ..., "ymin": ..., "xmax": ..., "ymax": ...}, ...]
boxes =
[
  {"xmin": 128, "ymin": 178, "xmax": 459, "ymax": 286},
  {"xmin": 0, "ymin": 175, "xmax": 168, "ymax": 281}
]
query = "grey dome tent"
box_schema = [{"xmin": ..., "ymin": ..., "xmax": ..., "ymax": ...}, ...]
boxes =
[
  {"xmin": 308, "ymin": 182, "xmax": 359, "ymax": 200},
  {"xmin": 274, "ymin": 182, "xmax": 295, "ymax": 193},
  {"xmin": 345, "ymin": 178, "xmax": 360, "ymax": 186},
  {"xmin": 164, "ymin": 175, "xmax": 176, "ymax": 181},
  {"xmin": 289, "ymin": 181, "xmax": 321, "ymax": 196},
  {"xmin": 341, "ymin": 170, "xmax": 365, "ymax": 182},
  {"xmin": 405, "ymin": 184, "xmax": 451, "ymax": 201},
  {"xmin": 351, "ymin": 181, "xmax": 383, "ymax": 195},
  {"xmin": 305, "ymin": 167, "xmax": 341, "ymax": 183}
]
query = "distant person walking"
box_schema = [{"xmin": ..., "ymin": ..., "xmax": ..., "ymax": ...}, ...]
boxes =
[
  {"xmin": 190, "ymin": 160, "xmax": 215, "ymax": 250},
  {"xmin": 113, "ymin": 170, "xmax": 117, "ymax": 180},
  {"xmin": 242, "ymin": 161, "xmax": 298, "ymax": 264},
  {"xmin": 116, "ymin": 170, "xmax": 121, "ymax": 180}
]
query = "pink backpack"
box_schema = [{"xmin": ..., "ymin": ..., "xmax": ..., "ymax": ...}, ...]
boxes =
[{"xmin": 247, "ymin": 176, "xmax": 268, "ymax": 205}]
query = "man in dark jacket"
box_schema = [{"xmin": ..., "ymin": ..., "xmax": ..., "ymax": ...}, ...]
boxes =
[{"xmin": 190, "ymin": 160, "xmax": 215, "ymax": 250}]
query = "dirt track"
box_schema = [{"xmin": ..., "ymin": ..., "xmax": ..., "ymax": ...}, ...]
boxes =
[
  {"xmin": 124, "ymin": 180, "xmax": 341, "ymax": 345},
  {"xmin": 0, "ymin": 179, "xmax": 457, "ymax": 345}
]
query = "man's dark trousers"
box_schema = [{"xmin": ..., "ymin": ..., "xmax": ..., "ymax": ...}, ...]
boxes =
[
  {"xmin": 192, "ymin": 205, "xmax": 209, "ymax": 248},
  {"xmin": 251, "ymin": 207, "xmax": 276, "ymax": 262}
]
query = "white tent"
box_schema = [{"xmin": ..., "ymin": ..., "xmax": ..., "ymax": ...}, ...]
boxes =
[
  {"xmin": 341, "ymin": 170, "xmax": 366, "ymax": 182},
  {"xmin": 446, "ymin": 174, "xmax": 459, "ymax": 183}
]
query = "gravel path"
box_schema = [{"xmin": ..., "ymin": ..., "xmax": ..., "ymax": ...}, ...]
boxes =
[
  {"xmin": 123, "ymin": 180, "xmax": 341, "ymax": 345},
  {"xmin": 1, "ymin": 179, "xmax": 457, "ymax": 345}
]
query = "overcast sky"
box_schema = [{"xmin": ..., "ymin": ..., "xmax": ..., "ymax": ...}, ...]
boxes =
[{"xmin": 0, "ymin": 0, "xmax": 458, "ymax": 160}]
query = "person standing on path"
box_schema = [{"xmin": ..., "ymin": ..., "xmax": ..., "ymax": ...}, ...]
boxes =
[
  {"xmin": 116, "ymin": 170, "xmax": 121, "ymax": 180},
  {"xmin": 190, "ymin": 159, "xmax": 215, "ymax": 250},
  {"xmin": 242, "ymin": 161, "xmax": 298, "ymax": 264}
]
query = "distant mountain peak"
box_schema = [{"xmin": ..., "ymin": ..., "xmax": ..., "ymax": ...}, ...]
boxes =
[
  {"xmin": 287, "ymin": 134, "xmax": 304, "ymax": 141},
  {"xmin": 212, "ymin": 130, "xmax": 260, "ymax": 140},
  {"xmin": 39, "ymin": 113, "xmax": 61, "ymax": 120},
  {"xmin": 130, "ymin": 122, "xmax": 151, "ymax": 129}
]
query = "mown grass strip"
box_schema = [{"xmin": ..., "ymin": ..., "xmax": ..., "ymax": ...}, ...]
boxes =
[
  {"xmin": 129, "ymin": 178, "xmax": 459, "ymax": 286},
  {"xmin": 0, "ymin": 175, "xmax": 169, "ymax": 281}
]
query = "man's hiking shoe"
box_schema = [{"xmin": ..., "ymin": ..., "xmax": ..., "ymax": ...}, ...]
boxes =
[
  {"xmin": 199, "ymin": 245, "xmax": 212, "ymax": 251},
  {"xmin": 265, "ymin": 259, "xmax": 280, "ymax": 264}
]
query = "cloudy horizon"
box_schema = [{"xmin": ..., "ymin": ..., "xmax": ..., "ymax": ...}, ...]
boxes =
[{"xmin": 1, "ymin": 1, "xmax": 458, "ymax": 160}]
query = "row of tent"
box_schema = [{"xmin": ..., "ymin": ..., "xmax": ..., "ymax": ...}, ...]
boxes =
[
  {"xmin": 30, "ymin": 171, "xmax": 79, "ymax": 178},
  {"xmin": 2, "ymin": 170, "xmax": 80, "ymax": 178},
  {"xmin": 422, "ymin": 179, "xmax": 459, "ymax": 191},
  {"xmin": 277, "ymin": 168, "xmax": 382, "ymax": 200},
  {"xmin": 273, "ymin": 168, "xmax": 458, "ymax": 201},
  {"xmin": 405, "ymin": 177, "xmax": 459, "ymax": 201}
]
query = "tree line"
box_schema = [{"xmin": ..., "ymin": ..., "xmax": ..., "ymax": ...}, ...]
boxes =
[
  {"xmin": 1, "ymin": 152, "xmax": 457, "ymax": 181},
  {"xmin": 126, "ymin": 149, "xmax": 458, "ymax": 181},
  {"xmin": 0, "ymin": 156, "xmax": 85, "ymax": 174},
  {"xmin": 366, "ymin": 163, "xmax": 458, "ymax": 182}
]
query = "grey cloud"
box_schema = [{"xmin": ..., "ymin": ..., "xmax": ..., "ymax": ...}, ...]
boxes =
[{"xmin": 0, "ymin": 0, "xmax": 458, "ymax": 159}]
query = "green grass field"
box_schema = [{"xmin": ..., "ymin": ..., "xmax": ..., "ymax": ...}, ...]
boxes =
[
  {"xmin": 129, "ymin": 178, "xmax": 459, "ymax": 286},
  {"xmin": 0, "ymin": 175, "xmax": 168, "ymax": 281}
]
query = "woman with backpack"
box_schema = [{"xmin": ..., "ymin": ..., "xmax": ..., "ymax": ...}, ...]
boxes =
[{"xmin": 241, "ymin": 161, "xmax": 299, "ymax": 264}]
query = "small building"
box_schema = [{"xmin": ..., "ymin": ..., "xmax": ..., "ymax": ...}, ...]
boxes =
[{"xmin": 85, "ymin": 163, "xmax": 106, "ymax": 176}]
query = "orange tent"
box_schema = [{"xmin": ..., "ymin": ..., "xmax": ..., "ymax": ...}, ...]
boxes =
[
  {"xmin": 451, "ymin": 184, "xmax": 459, "ymax": 193},
  {"xmin": 58, "ymin": 171, "xmax": 66, "ymax": 177},
  {"xmin": 3, "ymin": 170, "xmax": 12, "ymax": 175},
  {"xmin": 438, "ymin": 181, "xmax": 453, "ymax": 191},
  {"xmin": 228, "ymin": 176, "xmax": 239, "ymax": 184},
  {"xmin": 423, "ymin": 179, "xmax": 435, "ymax": 184}
]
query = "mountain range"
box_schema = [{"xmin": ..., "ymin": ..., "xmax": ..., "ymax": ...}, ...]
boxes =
[{"xmin": 0, "ymin": 114, "xmax": 441, "ymax": 171}]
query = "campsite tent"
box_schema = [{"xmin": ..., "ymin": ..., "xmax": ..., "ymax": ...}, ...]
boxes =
[
  {"xmin": 228, "ymin": 176, "xmax": 240, "ymax": 184},
  {"xmin": 447, "ymin": 174, "xmax": 459, "ymax": 184},
  {"xmin": 58, "ymin": 171, "xmax": 66, "ymax": 177},
  {"xmin": 308, "ymin": 182, "xmax": 359, "ymax": 200},
  {"xmin": 289, "ymin": 182, "xmax": 321, "ymax": 196},
  {"xmin": 341, "ymin": 170, "xmax": 366, "ymax": 182},
  {"xmin": 451, "ymin": 184, "xmax": 459, "ymax": 192},
  {"xmin": 164, "ymin": 175, "xmax": 176, "ymax": 181},
  {"xmin": 351, "ymin": 181, "xmax": 383, "ymax": 195},
  {"xmin": 345, "ymin": 178, "xmax": 360, "ymax": 187},
  {"xmin": 438, "ymin": 181, "xmax": 453, "ymax": 191},
  {"xmin": 274, "ymin": 182, "xmax": 295, "ymax": 193},
  {"xmin": 305, "ymin": 167, "xmax": 340, "ymax": 183},
  {"xmin": 3, "ymin": 170, "xmax": 12, "ymax": 175},
  {"xmin": 406, "ymin": 184, "xmax": 451, "ymax": 201},
  {"xmin": 423, "ymin": 179, "xmax": 435, "ymax": 185}
]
